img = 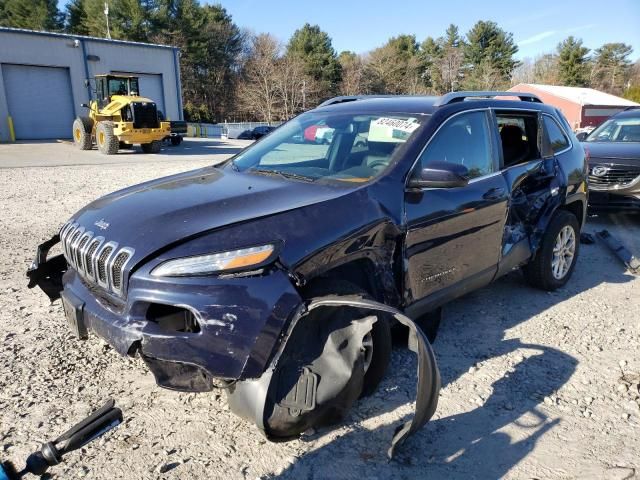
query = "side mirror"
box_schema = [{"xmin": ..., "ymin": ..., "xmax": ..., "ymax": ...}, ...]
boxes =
[
  {"xmin": 80, "ymin": 103, "xmax": 89, "ymax": 108},
  {"xmin": 408, "ymin": 161, "xmax": 469, "ymax": 189},
  {"xmin": 576, "ymin": 131, "xmax": 588, "ymax": 141}
]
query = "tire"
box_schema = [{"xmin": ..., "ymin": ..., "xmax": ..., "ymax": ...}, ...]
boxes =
[
  {"xmin": 303, "ymin": 280, "xmax": 392, "ymax": 398},
  {"xmin": 95, "ymin": 121, "xmax": 119, "ymax": 155},
  {"xmin": 119, "ymin": 141, "xmax": 133, "ymax": 149},
  {"xmin": 72, "ymin": 117, "xmax": 93, "ymax": 150},
  {"xmin": 141, "ymin": 140, "xmax": 161, "ymax": 154},
  {"xmin": 523, "ymin": 210, "xmax": 580, "ymax": 291},
  {"xmin": 170, "ymin": 136, "xmax": 182, "ymax": 146}
]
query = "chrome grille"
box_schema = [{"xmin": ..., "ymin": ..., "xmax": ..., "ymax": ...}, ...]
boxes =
[
  {"xmin": 97, "ymin": 246, "xmax": 114, "ymax": 283},
  {"xmin": 110, "ymin": 250, "xmax": 131, "ymax": 291},
  {"xmin": 59, "ymin": 221, "xmax": 134, "ymax": 297},
  {"xmin": 589, "ymin": 163, "xmax": 640, "ymax": 190}
]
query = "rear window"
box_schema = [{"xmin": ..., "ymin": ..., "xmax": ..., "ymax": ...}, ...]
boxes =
[{"xmin": 543, "ymin": 116, "xmax": 570, "ymax": 154}]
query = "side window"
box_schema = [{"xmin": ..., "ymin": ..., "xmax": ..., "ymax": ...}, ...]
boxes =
[
  {"xmin": 543, "ymin": 115, "xmax": 570, "ymax": 155},
  {"xmin": 419, "ymin": 111, "xmax": 495, "ymax": 179},
  {"xmin": 496, "ymin": 111, "xmax": 541, "ymax": 168}
]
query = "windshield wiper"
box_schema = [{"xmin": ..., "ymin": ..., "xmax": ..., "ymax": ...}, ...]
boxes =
[{"xmin": 250, "ymin": 168, "xmax": 316, "ymax": 182}]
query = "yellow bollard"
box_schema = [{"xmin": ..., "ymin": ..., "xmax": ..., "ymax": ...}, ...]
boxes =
[{"xmin": 7, "ymin": 116, "xmax": 16, "ymax": 142}]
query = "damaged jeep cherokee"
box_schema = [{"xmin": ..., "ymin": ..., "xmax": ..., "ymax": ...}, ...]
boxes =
[{"xmin": 27, "ymin": 91, "xmax": 587, "ymax": 456}]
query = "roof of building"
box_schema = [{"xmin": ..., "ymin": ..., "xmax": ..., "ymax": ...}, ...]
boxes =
[
  {"xmin": 510, "ymin": 84, "xmax": 639, "ymax": 107},
  {"xmin": 0, "ymin": 26, "xmax": 176, "ymax": 50}
]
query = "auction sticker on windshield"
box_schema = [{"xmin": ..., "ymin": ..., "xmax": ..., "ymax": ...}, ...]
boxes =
[{"xmin": 370, "ymin": 117, "xmax": 420, "ymax": 142}]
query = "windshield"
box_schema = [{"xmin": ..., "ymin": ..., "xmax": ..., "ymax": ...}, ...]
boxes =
[
  {"xmin": 230, "ymin": 111, "xmax": 425, "ymax": 184},
  {"xmin": 586, "ymin": 115, "xmax": 640, "ymax": 143}
]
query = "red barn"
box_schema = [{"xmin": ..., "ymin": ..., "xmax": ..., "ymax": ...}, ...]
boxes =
[{"xmin": 508, "ymin": 83, "xmax": 639, "ymax": 130}]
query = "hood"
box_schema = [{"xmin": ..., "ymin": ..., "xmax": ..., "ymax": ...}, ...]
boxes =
[
  {"xmin": 583, "ymin": 141, "xmax": 640, "ymax": 161},
  {"xmin": 70, "ymin": 166, "xmax": 354, "ymax": 264}
]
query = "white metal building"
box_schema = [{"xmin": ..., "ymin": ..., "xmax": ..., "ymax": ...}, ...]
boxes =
[{"xmin": 0, "ymin": 27, "xmax": 183, "ymax": 142}]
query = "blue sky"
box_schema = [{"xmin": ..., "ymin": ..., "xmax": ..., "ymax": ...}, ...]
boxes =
[
  {"xmin": 208, "ymin": 0, "xmax": 640, "ymax": 60},
  {"xmin": 56, "ymin": 0, "xmax": 640, "ymax": 60}
]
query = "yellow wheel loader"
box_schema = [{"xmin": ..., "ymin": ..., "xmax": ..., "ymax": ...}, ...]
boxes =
[{"xmin": 72, "ymin": 74, "xmax": 170, "ymax": 154}]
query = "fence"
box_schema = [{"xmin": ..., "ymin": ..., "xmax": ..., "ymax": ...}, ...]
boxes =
[{"xmin": 186, "ymin": 122, "xmax": 282, "ymax": 139}]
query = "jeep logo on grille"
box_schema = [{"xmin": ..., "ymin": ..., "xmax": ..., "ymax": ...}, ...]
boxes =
[
  {"xmin": 94, "ymin": 219, "xmax": 110, "ymax": 230},
  {"xmin": 591, "ymin": 166, "xmax": 610, "ymax": 177}
]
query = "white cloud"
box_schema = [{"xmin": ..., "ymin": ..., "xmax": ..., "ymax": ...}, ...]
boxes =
[{"xmin": 518, "ymin": 31, "xmax": 557, "ymax": 46}]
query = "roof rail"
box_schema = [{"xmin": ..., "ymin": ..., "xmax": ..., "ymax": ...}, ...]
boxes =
[
  {"xmin": 318, "ymin": 95, "xmax": 399, "ymax": 107},
  {"xmin": 434, "ymin": 91, "xmax": 542, "ymax": 106}
]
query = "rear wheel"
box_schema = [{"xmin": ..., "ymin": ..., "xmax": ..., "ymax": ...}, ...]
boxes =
[
  {"xmin": 72, "ymin": 117, "xmax": 93, "ymax": 150},
  {"xmin": 141, "ymin": 140, "xmax": 161, "ymax": 154},
  {"xmin": 523, "ymin": 210, "xmax": 580, "ymax": 291},
  {"xmin": 95, "ymin": 121, "xmax": 119, "ymax": 155}
]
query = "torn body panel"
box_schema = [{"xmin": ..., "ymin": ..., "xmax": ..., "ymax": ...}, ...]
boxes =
[
  {"xmin": 26, "ymin": 234, "xmax": 66, "ymax": 302},
  {"xmin": 226, "ymin": 296, "xmax": 441, "ymax": 459}
]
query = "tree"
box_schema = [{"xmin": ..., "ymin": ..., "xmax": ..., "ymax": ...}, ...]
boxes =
[
  {"xmin": 152, "ymin": 1, "xmax": 244, "ymax": 122},
  {"xmin": 0, "ymin": 0, "xmax": 63, "ymax": 31},
  {"xmin": 64, "ymin": 0, "xmax": 89, "ymax": 35},
  {"xmin": 420, "ymin": 25, "xmax": 466, "ymax": 94},
  {"xmin": 590, "ymin": 43, "xmax": 633, "ymax": 95},
  {"xmin": 286, "ymin": 23, "xmax": 341, "ymax": 98},
  {"xmin": 236, "ymin": 34, "xmax": 281, "ymax": 123},
  {"xmin": 337, "ymin": 51, "xmax": 365, "ymax": 96},
  {"xmin": 511, "ymin": 57, "xmax": 535, "ymax": 85},
  {"xmin": 366, "ymin": 34, "xmax": 425, "ymax": 94},
  {"xmin": 463, "ymin": 20, "xmax": 519, "ymax": 88},
  {"xmin": 556, "ymin": 36, "xmax": 590, "ymax": 86},
  {"xmin": 533, "ymin": 53, "xmax": 559, "ymax": 85}
]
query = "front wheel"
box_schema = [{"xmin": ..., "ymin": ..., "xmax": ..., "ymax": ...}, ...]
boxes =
[
  {"xmin": 523, "ymin": 210, "xmax": 580, "ymax": 291},
  {"xmin": 141, "ymin": 140, "xmax": 161, "ymax": 154},
  {"xmin": 95, "ymin": 121, "xmax": 119, "ymax": 155}
]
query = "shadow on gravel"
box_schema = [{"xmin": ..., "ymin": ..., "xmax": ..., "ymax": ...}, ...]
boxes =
[
  {"xmin": 274, "ymin": 216, "xmax": 636, "ymax": 479},
  {"xmin": 159, "ymin": 139, "xmax": 244, "ymax": 157}
]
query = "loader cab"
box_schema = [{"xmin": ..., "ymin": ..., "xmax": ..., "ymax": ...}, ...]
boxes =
[{"xmin": 95, "ymin": 75, "xmax": 140, "ymax": 108}]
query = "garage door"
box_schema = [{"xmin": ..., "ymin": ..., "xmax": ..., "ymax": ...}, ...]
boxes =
[
  {"xmin": 113, "ymin": 72, "xmax": 165, "ymax": 116},
  {"xmin": 2, "ymin": 64, "xmax": 75, "ymax": 140}
]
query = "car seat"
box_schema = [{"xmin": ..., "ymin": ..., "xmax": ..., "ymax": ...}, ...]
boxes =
[{"xmin": 500, "ymin": 125, "xmax": 530, "ymax": 167}]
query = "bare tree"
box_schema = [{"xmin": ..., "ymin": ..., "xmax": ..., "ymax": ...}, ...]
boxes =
[
  {"xmin": 439, "ymin": 45, "xmax": 464, "ymax": 92},
  {"xmin": 511, "ymin": 57, "xmax": 535, "ymax": 85},
  {"xmin": 237, "ymin": 33, "xmax": 281, "ymax": 123},
  {"xmin": 338, "ymin": 51, "xmax": 366, "ymax": 95},
  {"xmin": 533, "ymin": 54, "xmax": 559, "ymax": 85},
  {"xmin": 275, "ymin": 55, "xmax": 317, "ymax": 119}
]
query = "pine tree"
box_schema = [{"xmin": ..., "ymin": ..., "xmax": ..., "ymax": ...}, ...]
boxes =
[
  {"xmin": 556, "ymin": 36, "xmax": 590, "ymax": 87},
  {"xmin": 286, "ymin": 23, "xmax": 341, "ymax": 97},
  {"xmin": 0, "ymin": 0, "xmax": 63, "ymax": 31},
  {"xmin": 463, "ymin": 20, "xmax": 519, "ymax": 88},
  {"xmin": 590, "ymin": 43, "xmax": 633, "ymax": 95}
]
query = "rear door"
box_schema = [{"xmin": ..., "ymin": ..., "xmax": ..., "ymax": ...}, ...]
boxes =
[
  {"xmin": 493, "ymin": 109, "xmax": 562, "ymax": 276},
  {"xmin": 404, "ymin": 109, "xmax": 509, "ymax": 306}
]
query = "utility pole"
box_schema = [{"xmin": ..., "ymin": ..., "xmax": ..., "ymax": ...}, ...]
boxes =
[{"xmin": 104, "ymin": 1, "xmax": 111, "ymax": 40}]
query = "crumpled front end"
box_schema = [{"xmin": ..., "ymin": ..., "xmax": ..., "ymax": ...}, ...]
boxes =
[{"xmin": 26, "ymin": 233, "xmax": 304, "ymax": 388}]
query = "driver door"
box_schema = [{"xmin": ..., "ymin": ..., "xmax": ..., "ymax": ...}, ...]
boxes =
[{"xmin": 404, "ymin": 109, "xmax": 509, "ymax": 309}]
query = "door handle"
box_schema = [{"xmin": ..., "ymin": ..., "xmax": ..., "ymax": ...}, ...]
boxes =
[{"xmin": 483, "ymin": 188, "xmax": 505, "ymax": 200}]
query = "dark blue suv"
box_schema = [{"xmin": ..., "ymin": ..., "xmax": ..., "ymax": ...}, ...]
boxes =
[{"xmin": 27, "ymin": 91, "xmax": 587, "ymax": 455}]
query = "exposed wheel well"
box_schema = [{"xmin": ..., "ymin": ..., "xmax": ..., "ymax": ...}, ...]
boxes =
[
  {"xmin": 560, "ymin": 200, "xmax": 585, "ymax": 229},
  {"xmin": 300, "ymin": 258, "xmax": 383, "ymax": 301}
]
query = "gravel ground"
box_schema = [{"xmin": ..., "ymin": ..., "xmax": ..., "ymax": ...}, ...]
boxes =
[{"xmin": 1, "ymin": 140, "xmax": 639, "ymax": 479}]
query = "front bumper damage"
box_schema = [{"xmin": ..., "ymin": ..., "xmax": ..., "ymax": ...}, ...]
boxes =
[{"xmin": 27, "ymin": 235, "xmax": 441, "ymax": 459}]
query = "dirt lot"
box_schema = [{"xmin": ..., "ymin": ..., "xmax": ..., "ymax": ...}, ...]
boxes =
[{"xmin": 1, "ymin": 140, "xmax": 639, "ymax": 479}]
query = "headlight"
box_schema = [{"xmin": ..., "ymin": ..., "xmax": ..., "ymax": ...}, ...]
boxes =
[{"xmin": 151, "ymin": 244, "xmax": 275, "ymax": 277}]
